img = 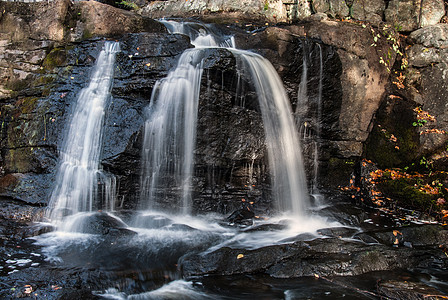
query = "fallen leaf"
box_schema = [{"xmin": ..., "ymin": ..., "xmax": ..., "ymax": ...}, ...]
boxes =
[
  {"xmin": 237, "ymin": 254, "xmax": 244, "ymax": 259},
  {"xmin": 393, "ymin": 230, "xmax": 402, "ymax": 236}
]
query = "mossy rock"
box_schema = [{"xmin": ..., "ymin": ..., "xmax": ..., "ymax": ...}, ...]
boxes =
[
  {"xmin": 42, "ymin": 48, "xmax": 67, "ymax": 70},
  {"xmin": 320, "ymin": 157, "xmax": 358, "ymax": 188},
  {"xmin": 365, "ymin": 96, "xmax": 420, "ymax": 168},
  {"xmin": 377, "ymin": 178, "xmax": 435, "ymax": 211}
]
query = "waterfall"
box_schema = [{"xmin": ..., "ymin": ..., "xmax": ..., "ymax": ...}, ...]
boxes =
[
  {"xmin": 295, "ymin": 40, "xmax": 324, "ymax": 197},
  {"xmin": 47, "ymin": 41, "xmax": 119, "ymax": 226},
  {"xmin": 140, "ymin": 20, "xmax": 308, "ymax": 215},
  {"xmin": 159, "ymin": 19, "xmax": 235, "ymax": 48},
  {"xmin": 231, "ymin": 49, "xmax": 309, "ymax": 215},
  {"xmin": 140, "ymin": 49, "xmax": 204, "ymax": 214}
]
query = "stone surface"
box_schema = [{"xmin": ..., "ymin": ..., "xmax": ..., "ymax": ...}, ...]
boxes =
[
  {"xmin": 385, "ymin": 0, "xmax": 446, "ymax": 32},
  {"xmin": 140, "ymin": 0, "xmax": 312, "ymax": 23},
  {"xmin": 180, "ymin": 237, "xmax": 447, "ymax": 278},
  {"xmin": 401, "ymin": 24, "xmax": 448, "ymax": 157},
  {"xmin": 378, "ymin": 280, "xmax": 447, "ymax": 300},
  {"xmin": 351, "ymin": 0, "xmax": 385, "ymax": 23},
  {"xmin": 0, "ymin": 0, "xmax": 164, "ymax": 43},
  {"xmin": 311, "ymin": 0, "xmax": 349, "ymax": 19}
]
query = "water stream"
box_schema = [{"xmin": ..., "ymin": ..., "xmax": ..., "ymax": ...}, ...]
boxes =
[{"xmin": 46, "ymin": 41, "xmax": 119, "ymax": 230}]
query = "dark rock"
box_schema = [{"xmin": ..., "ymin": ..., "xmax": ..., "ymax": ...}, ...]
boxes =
[
  {"xmin": 365, "ymin": 95, "xmax": 420, "ymax": 168},
  {"xmin": 132, "ymin": 214, "xmax": 173, "ymax": 229},
  {"xmin": 317, "ymin": 226, "xmax": 359, "ymax": 238},
  {"xmin": 180, "ymin": 237, "xmax": 448, "ymax": 278},
  {"xmin": 226, "ymin": 209, "xmax": 255, "ymax": 224},
  {"xmin": 64, "ymin": 212, "xmax": 135, "ymax": 236},
  {"xmin": 365, "ymin": 224, "xmax": 448, "ymax": 248},
  {"xmin": 353, "ymin": 233, "xmax": 380, "ymax": 244},
  {"xmin": 165, "ymin": 223, "xmax": 199, "ymax": 231},
  {"xmin": 318, "ymin": 202, "xmax": 369, "ymax": 226},
  {"xmin": 378, "ymin": 280, "xmax": 446, "ymax": 300},
  {"xmin": 243, "ymin": 223, "xmax": 287, "ymax": 232}
]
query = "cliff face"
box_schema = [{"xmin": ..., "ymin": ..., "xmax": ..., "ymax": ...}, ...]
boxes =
[{"xmin": 0, "ymin": 0, "xmax": 447, "ymax": 214}]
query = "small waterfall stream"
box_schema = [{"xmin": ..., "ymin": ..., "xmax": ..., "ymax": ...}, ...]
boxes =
[
  {"xmin": 139, "ymin": 21, "xmax": 234, "ymax": 215},
  {"xmin": 47, "ymin": 42, "xmax": 119, "ymax": 229}
]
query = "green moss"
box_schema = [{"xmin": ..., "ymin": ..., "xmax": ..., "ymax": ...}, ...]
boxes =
[
  {"xmin": 17, "ymin": 97, "xmax": 39, "ymax": 114},
  {"xmin": 378, "ymin": 178, "xmax": 434, "ymax": 210},
  {"xmin": 322, "ymin": 157, "xmax": 358, "ymax": 188},
  {"xmin": 82, "ymin": 30, "xmax": 93, "ymax": 40},
  {"xmin": 42, "ymin": 48, "xmax": 67, "ymax": 70},
  {"xmin": 365, "ymin": 98, "xmax": 420, "ymax": 168}
]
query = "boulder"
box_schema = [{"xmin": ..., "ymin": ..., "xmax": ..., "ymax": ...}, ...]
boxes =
[
  {"xmin": 76, "ymin": 1, "xmax": 165, "ymax": 41},
  {"xmin": 180, "ymin": 237, "xmax": 447, "ymax": 278},
  {"xmin": 311, "ymin": 0, "xmax": 349, "ymax": 19},
  {"xmin": 351, "ymin": 0, "xmax": 385, "ymax": 24},
  {"xmin": 0, "ymin": 0, "xmax": 165, "ymax": 43},
  {"xmin": 385, "ymin": 0, "xmax": 445, "ymax": 32}
]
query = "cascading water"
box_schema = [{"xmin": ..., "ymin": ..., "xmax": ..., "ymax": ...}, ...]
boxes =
[
  {"xmin": 231, "ymin": 49, "xmax": 309, "ymax": 215},
  {"xmin": 159, "ymin": 19, "xmax": 235, "ymax": 48},
  {"xmin": 140, "ymin": 20, "xmax": 308, "ymax": 216},
  {"xmin": 140, "ymin": 49, "xmax": 204, "ymax": 214},
  {"xmin": 46, "ymin": 41, "xmax": 119, "ymax": 229},
  {"xmin": 295, "ymin": 40, "xmax": 324, "ymax": 197},
  {"xmin": 139, "ymin": 20, "xmax": 235, "ymax": 215}
]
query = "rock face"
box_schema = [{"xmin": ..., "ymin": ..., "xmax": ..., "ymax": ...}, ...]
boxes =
[
  {"xmin": 140, "ymin": 0, "xmax": 447, "ymax": 30},
  {"xmin": 311, "ymin": 0, "xmax": 349, "ymax": 19},
  {"xmin": 366, "ymin": 24, "xmax": 448, "ymax": 168},
  {"xmin": 140, "ymin": 0, "xmax": 312, "ymax": 23},
  {"xmin": 235, "ymin": 21, "xmax": 393, "ymax": 187},
  {"xmin": 385, "ymin": 0, "xmax": 446, "ymax": 32},
  {"xmin": 0, "ymin": 0, "xmax": 164, "ymax": 43}
]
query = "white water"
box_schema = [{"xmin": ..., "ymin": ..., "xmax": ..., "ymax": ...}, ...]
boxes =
[
  {"xmin": 47, "ymin": 42, "xmax": 119, "ymax": 228},
  {"xmin": 140, "ymin": 20, "xmax": 308, "ymax": 215},
  {"xmin": 139, "ymin": 21, "xmax": 234, "ymax": 215},
  {"xmin": 140, "ymin": 49, "xmax": 204, "ymax": 214},
  {"xmin": 231, "ymin": 49, "xmax": 309, "ymax": 215},
  {"xmin": 159, "ymin": 19, "xmax": 235, "ymax": 48}
]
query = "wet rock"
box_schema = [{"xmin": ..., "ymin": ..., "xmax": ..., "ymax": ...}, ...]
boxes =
[
  {"xmin": 365, "ymin": 224, "xmax": 448, "ymax": 247},
  {"xmin": 365, "ymin": 94, "xmax": 420, "ymax": 168},
  {"xmin": 318, "ymin": 202, "xmax": 369, "ymax": 226},
  {"xmin": 165, "ymin": 224, "xmax": 199, "ymax": 231},
  {"xmin": 132, "ymin": 214, "xmax": 173, "ymax": 229},
  {"xmin": 65, "ymin": 212, "xmax": 135, "ymax": 236},
  {"xmin": 353, "ymin": 233, "xmax": 380, "ymax": 244},
  {"xmin": 385, "ymin": 0, "xmax": 446, "ymax": 32},
  {"xmin": 378, "ymin": 280, "xmax": 446, "ymax": 300},
  {"xmin": 180, "ymin": 237, "xmax": 447, "ymax": 278},
  {"xmin": 243, "ymin": 223, "xmax": 287, "ymax": 232},
  {"xmin": 226, "ymin": 209, "xmax": 255, "ymax": 224},
  {"xmin": 316, "ymin": 226, "xmax": 359, "ymax": 238}
]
